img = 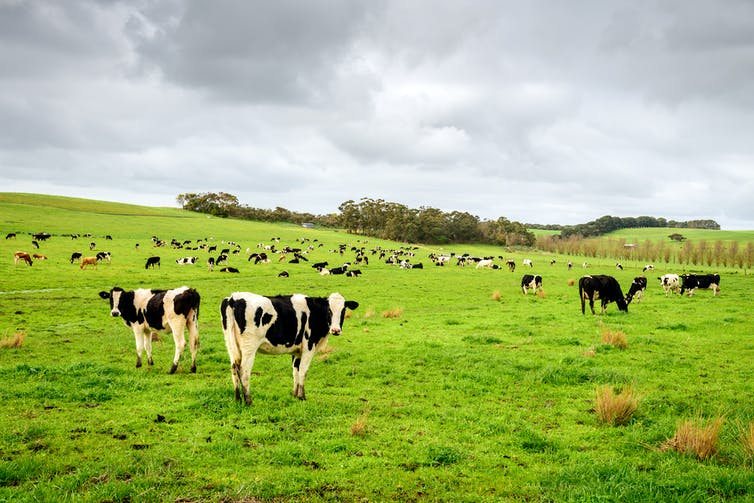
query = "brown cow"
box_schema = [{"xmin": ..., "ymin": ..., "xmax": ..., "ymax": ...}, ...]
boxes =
[
  {"xmin": 13, "ymin": 251, "xmax": 33, "ymax": 266},
  {"xmin": 32, "ymin": 253, "xmax": 48, "ymax": 260},
  {"xmin": 80, "ymin": 257, "xmax": 98, "ymax": 269}
]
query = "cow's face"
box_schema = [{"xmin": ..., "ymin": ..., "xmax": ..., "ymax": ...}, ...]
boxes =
[
  {"xmin": 98, "ymin": 287, "xmax": 125, "ymax": 317},
  {"xmin": 327, "ymin": 293, "xmax": 359, "ymax": 335}
]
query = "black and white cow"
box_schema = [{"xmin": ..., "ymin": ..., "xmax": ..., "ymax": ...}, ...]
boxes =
[
  {"xmin": 680, "ymin": 273, "xmax": 721, "ymax": 297},
  {"xmin": 658, "ymin": 274, "xmax": 680, "ymax": 296},
  {"xmin": 96, "ymin": 251, "xmax": 111, "ymax": 263},
  {"xmin": 521, "ymin": 274, "xmax": 543, "ymax": 295},
  {"xmin": 220, "ymin": 292, "xmax": 359, "ymax": 404},
  {"xmin": 70, "ymin": 252, "xmax": 82, "ymax": 264},
  {"xmin": 579, "ymin": 275, "xmax": 628, "ymax": 314},
  {"xmin": 176, "ymin": 256, "xmax": 197, "ymax": 265},
  {"xmin": 98, "ymin": 286, "xmax": 201, "ymax": 373},
  {"xmin": 625, "ymin": 276, "xmax": 648, "ymax": 304}
]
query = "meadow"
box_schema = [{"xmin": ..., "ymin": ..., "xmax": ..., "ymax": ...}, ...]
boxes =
[{"xmin": 1, "ymin": 193, "xmax": 754, "ymax": 502}]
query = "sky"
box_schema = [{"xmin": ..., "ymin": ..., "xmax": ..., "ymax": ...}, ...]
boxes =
[{"xmin": 1, "ymin": 1, "xmax": 753, "ymax": 229}]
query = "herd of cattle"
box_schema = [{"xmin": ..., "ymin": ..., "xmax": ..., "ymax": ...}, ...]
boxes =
[{"xmin": 8, "ymin": 231, "xmax": 722, "ymax": 405}]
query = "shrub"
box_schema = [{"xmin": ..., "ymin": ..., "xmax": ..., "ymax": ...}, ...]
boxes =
[
  {"xmin": 595, "ymin": 384, "xmax": 639, "ymax": 426},
  {"xmin": 661, "ymin": 416, "xmax": 725, "ymax": 460}
]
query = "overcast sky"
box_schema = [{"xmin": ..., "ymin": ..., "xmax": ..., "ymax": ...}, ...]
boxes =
[{"xmin": 2, "ymin": 1, "xmax": 753, "ymax": 229}]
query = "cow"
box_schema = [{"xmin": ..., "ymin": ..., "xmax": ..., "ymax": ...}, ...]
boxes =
[
  {"xmin": 145, "ymin": 256, "xmax": 161, "ymax": 269},
  {"xmin": 579, "ymin": 275, "xmax": 628, "ymax": 314},
  {"xmin": 5, "ymin": 233, "xmax": 16, "ymax": 239},
  {"xmin": 96, "ymin": 251, "xmax": 111, "ymax": 263},
  {"xmin": 80, "ymin": 257, "xmax": 98, "ymax": 269},
  {"xmin": 13, "ymin": 251, "xmax": 33, "ymax": 266},
  {"xmin": 643, "ymin": 264, "xmax": 655, "ymax": 272},
  {"xmin": 278, "ymin": 271, "xmax": 290, "ymax": 278},
  {"xmin": 176, "ymin": 257, "xmax": 198, "ymax": 265},
  {"xmin": 522, "ymin": 259, "xmax": 533, "ymax": 267},
  {"xmin": 680, "ymin": 274, "xmax": 721, "ymax": 297},
  {"xmin": 506, "ymin": 260, "xmax": 516, "ymax": 272},
  {"xmin": 32, "ymin": 253, "xmax": 47, "ymax": 260},
  {"xmin": 220, "ymin": 292, "xmax": 358, "ymax": 404},
  {"xmin": 625, "ymin": 276, "xmax": 648, "ymax": 305},
  {"xmin": 220, "ymin": 267, "xmax": 240, "ymax": 273},
  {"xmin": 346, "ymin": 269, "xmax": 362, "ymax": 277},
  {"xmin": 615, "ymin": 263, "xmax": 623, "ymax": 270},
  {"xmin": 70, "ymin": 252, "xmax": 82, "ymax": 263},
  {"xmin": 658, "ymin": 274, "xmax": 680, "ymax": 296},
  {"xmin": 207, "ymin": 257, "xmax": 215, "ymax": 271},
  {"xmin": 521, "ymin": 274, "xmax": 543, "ymax": 295},
  {"xmin": 98, "ymin": 286, "xmax": 200, "ymax": 373},
  {"xmin": 329, "ymin": 264, "xmax": 350, "ymax": 275},
  {"xmin": 476, "ymin": 259, "xmax": 494, "ymax": 269}
]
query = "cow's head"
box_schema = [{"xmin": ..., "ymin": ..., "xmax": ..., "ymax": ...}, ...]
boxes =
[
  {"xmin": 98, "ymin": 287, "xmax": 126, "ymax": 317},
  {"xmin": 327, "ymin": 292, "xmax": 359, "ymax": 335},
  {"xmin": 616, "ymin": 296, "xmax": 628, "ymax": 312}
]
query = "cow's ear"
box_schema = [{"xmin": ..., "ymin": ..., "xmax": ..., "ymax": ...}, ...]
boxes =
[
  {"xmin": 98, "ymin": 291, "xmax": 111, "ymax": 299},
  {"xmin": 345, "ymin": 300, "xmax": 359, "ymax": 310}
]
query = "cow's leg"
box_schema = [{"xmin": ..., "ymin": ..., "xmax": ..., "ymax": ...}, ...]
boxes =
[
  {"xmin": 589, "ymin": 297, "xmax": 595, "ymax": 315},
  {"xmin": 186, "ymin": 310, "xmax": 200, "ymax": 373},
  {"xmin": 293, "ymin": 349, "xmax": 318, "ymax": 400},
  {"xmin": 134, "ymin": 329, "xmax": 145, "ymax": 368},
  {"xmin": 168, "ymin": 319, "xmax": 187, "ymax": 374},
  {"xmin": 238, "ymin": 350, "xmax": 260, "ymax": 406},
  {"xmin": 144, "ymin": 331, "xmax": 155, "ymax": 366}
]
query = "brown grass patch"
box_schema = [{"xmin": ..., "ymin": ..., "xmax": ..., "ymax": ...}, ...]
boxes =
[
  {"xmin": 1, "ymin": 330, "xmax": 26, "ymax": 348},
  {"xmin": 661, "ymin": 416, "xmax": 725, "ymax": 460},
  {"xmin": 595, "ymin": 384, "xmax": 639, "ymax": 426},
  {"xmin": 583, "ymin": 346, "xmax": 596, "ymax": 357},
  {"xmin": 381, "ymin": 308, "xmax": 403, "ymax": 319},
  {"xmin": 491, "ymin": 290, "xmax": 501, "ymax": 301},
  {"xmin": 350, "ymin": 408, "xmax": 370, "ymax": 437},
  {"xmin": 567, "ymin": 278, "xmax": 575, "ymax": 286},
  {"xmin": 602, "ymin": 329, "xmax": 628, "ymax": 349},
  {"xmin": 363, "ymin": 309, "xmax": 375, "ymax": 319},
  {"xmin": 316, "ymin": 343, "xmax": 335, "ymax": 362},
  {"xmin": 536, "ymin": 289, "xmax": 545, "ymax": 299}
]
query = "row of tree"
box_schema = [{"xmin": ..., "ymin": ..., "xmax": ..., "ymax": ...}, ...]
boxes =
[
  {"xmin": 528, "ymin": 215, "xmax": 720, "ymax": 238},
  {"xmin": 535, "ymin": 234, "xmax": 754, "ymax": 269},
  {"xmin": 176, "ymin": 193, "xmax": 535, "ymax": 246}
]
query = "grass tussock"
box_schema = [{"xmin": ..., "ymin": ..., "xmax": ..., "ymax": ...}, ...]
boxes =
[
  {"xmin": 492, "ymin": 290, "xmax": 501, "ymax": 301},
  {"xmin": 567, "ymin": 278, "xmax": 575, "ymax": 286},
  {"xmin": 1, "ymin": 330, "xmax": 26, "ymax": 348},
  {"xmin": 536, "ymin": 289, "xmax": 545, "ymax": 299},
  {"xmin": 316, "ymin": 343, "xmax": 334, "ymax": 362},
  {"xmin": 350, "ymin": 408, "xmax": 370, "ymax": 437},
  {"xmin": 740, "ymin": 421, "xmax": 754, "ymax": 462},
  {"xmin": 595, "ymin": 384, "xmax": 640, "ymax": 426},
  {"xmin": 363, "ymin": 309, "xmax": 375, "ymax": 319},
  {"xmin": 661, "ymin": 416, "xmax": 725, "ymax": 460},
  {"xmin": 382, "ymin": 308, "xmax": 403, "ymax": 319},
  {"xmin": 602, "ymin": 329, "xmax": 628, "ymax": 349}
]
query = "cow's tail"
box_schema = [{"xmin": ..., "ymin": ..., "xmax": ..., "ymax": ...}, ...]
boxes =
[
  {"xmin": 578, "ymin": 279, "xmax": 586, "ymax": 314},
  {"xmin": 220, "ymin": 296, "xmax": 242, "ymax": 364}
]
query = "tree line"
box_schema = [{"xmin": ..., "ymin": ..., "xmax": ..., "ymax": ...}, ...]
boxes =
[
  {"xmin": 176, "ymin": 193, "xmax": 535, "ymax": 246},
  {"xmin": 528, "ymin": 215, "xmax": 720, "ymax": 238}
]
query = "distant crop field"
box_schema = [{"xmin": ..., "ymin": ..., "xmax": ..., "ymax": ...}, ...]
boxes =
[{"xmin": 2, "ymin": 193, "xmax": 754, "ymax": 502}]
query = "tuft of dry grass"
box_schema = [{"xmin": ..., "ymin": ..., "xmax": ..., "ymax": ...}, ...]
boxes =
[
  {"xmin": 661, "ymin": 416, "xmax": 725, "ymax": 460},
  {"xmin": 363, "ymin": 309, "xmax": 375, "ymax": 319},
  {"xmin": 595, "ymin": 384, "xmax": 640, "ymax": 426},
  {"xmin": 602, "ymin": 329, "xmax": 628, "ymax": 349},
  {"xmin": 1, "ymin": 330, "xmax": 26, "ymax": 348},
  {"xmin": 536, "ymin": 289, "xmax": 545, "ymax": 299},
  {"xmin": 350, "ymin": 408, "xmax": 370, "ymax": 437},
  {"xmin": 316, "ymin": 343, "xmax": 335, "ymax": 362},
  {"xmin": 491, "ymin": 290, "xmax": 501, "ymax": 301},
  {"xmin": 382, "ymin": 308, "xmax": 403, "ymax": 319},
  {"xmin": 567, "ymin": 278, "xmax": 575, "ymax": 286},
  {"xmin": 740, "ymin": 421, "xmax": 754, "ymax": 462},
  {"xmin": 583, "ymin": 346, "xmax": 596, "ymax": 357}
]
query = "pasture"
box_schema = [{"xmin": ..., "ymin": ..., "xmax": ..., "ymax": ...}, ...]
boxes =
[{"xmin": 2, "ymin": 193, "xmax": 754, "ymax": 502}]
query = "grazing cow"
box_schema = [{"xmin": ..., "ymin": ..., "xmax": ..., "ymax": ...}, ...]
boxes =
[
  {"xmin": 680, "ymin": 274, "xmax": 721, "ymax": 297},
  {"xmin": 476, "ymin": 259, "xmax": 494, "ymax": 269},
  {"xmin": 99, "ymin": 286, "xmax": 200, "ymax": 373},
  {"xmin": 506, "ymin": 259, "xmax": 516, "ymax": 272},
  {"xmin": 521, "ymin": 274, "xmax": 543, "ymax": 295},
  {"xmin": 278, "ymin": 271, "xmax": 290, "ymax": 278},
  {"xmin": 31, "ymin": 241, "xmax": 39, "ymax": 249},
  {"xmin": 96, "ymin": 251, "xmax": 111, "ymax": 263},
  {"xmin": 89, "ymin": 242, "xmax": 96, "ymax": 251},
  {"xmin": 522, "ymin": 259, "xmax": 533, "ymax": 267},
  {"xmin": 13, "ymin": 251, "xmax": 33, "ymax": 266},
  {"xmin": 579, "ymin": 275, "xmax": 628, "ymax": 314},
  {"xmin": 80, "ymin": 257, "xmax": 98, "ymax": 269},
  {"xmin": 643, "ymin": 264, "xmax": 655, "ymax": 272},
  {"xmin": 207, "ymin": 257, "xmax": 215, "ymax": 271},
  {"xmin": 220, "ymin": 292, "xmax": 359, "ymax": 404},
  {"xmin": 5, "ymin": 233, "xmax": 16, "ymax": 239},
  {"xmin": 346, "ymin": 269, "xmax": 362, "ymax": 277},
  {"xmin": 176, "ymin": 257, "xmax": 198, "ymax": 265},
  {"xmin": 145, "ymin": 256, "xmax": 161, "ymax": 269},
  {"xmin": 625, "ymin": 276, "xmax": 648, "ymax": 305},
  {"xmin": 220, "ymin": 267, "xmax": 240, "ymax": 273},
  {"xmin": 658, "ymin": 274, "xmax": 680, "ymax": 296},
  {"xmin": 329, "ymin": 264, "xmax": 350, "ymax": 275},
  {"xmin": 70, "ymin": 252, "xmax": 82, "ymax": 263},
  {"xmin": 615, "ymin": 263, "xmax": 623, "ymax": 270},
  {"xmin": 32, "ymin": 253, "xmax": 47, "ymax": 260}
]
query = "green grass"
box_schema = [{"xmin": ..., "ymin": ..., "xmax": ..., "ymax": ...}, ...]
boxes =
[{"xmin": 2, "ymin": 192, "xmax": 754, "ymax": 501}]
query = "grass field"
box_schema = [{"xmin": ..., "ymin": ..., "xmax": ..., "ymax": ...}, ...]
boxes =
[{"xmin": 2, "ymin": 193, "xmax": 754, "ymax": 502}]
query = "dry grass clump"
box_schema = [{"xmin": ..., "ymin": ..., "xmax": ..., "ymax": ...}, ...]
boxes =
[
  {"xmin": 363, "ymin": 309, "xmax": 375, "ymax": 319},
  {"xmin": 595, "ymin": 384, "xmax": 640, "ymax": 426},
  {"xmin": 491, "ymin": 290, "xmax": 501, "ymax": 301},
  {"xmin": 350, "ymin": 408, "xmax": 370, "ymax": 437},
  {"xmin": 382, "ymin": 308, "xmax": 403, "ymax": 319},
  {"xmin": 661, "ymin": 416, "xmax": 725, "ymax": 460},
  {"xmin": 567, "ymin": 278, "xmax": 575, "ymax": 286},
  {"xmin": 1, "ymin": 330, "xmax": 26, "ymax": 348},
  {"xmin": 536, "ymin": 289, "xmax": 545, "ymax": 299},
  {"xmin": 740, "ymin": 421, "xmax": 754, "ymax": 462},
  {"xmin": 602, "ymin": 329, "xmax": 628, "ymax": 349}
]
